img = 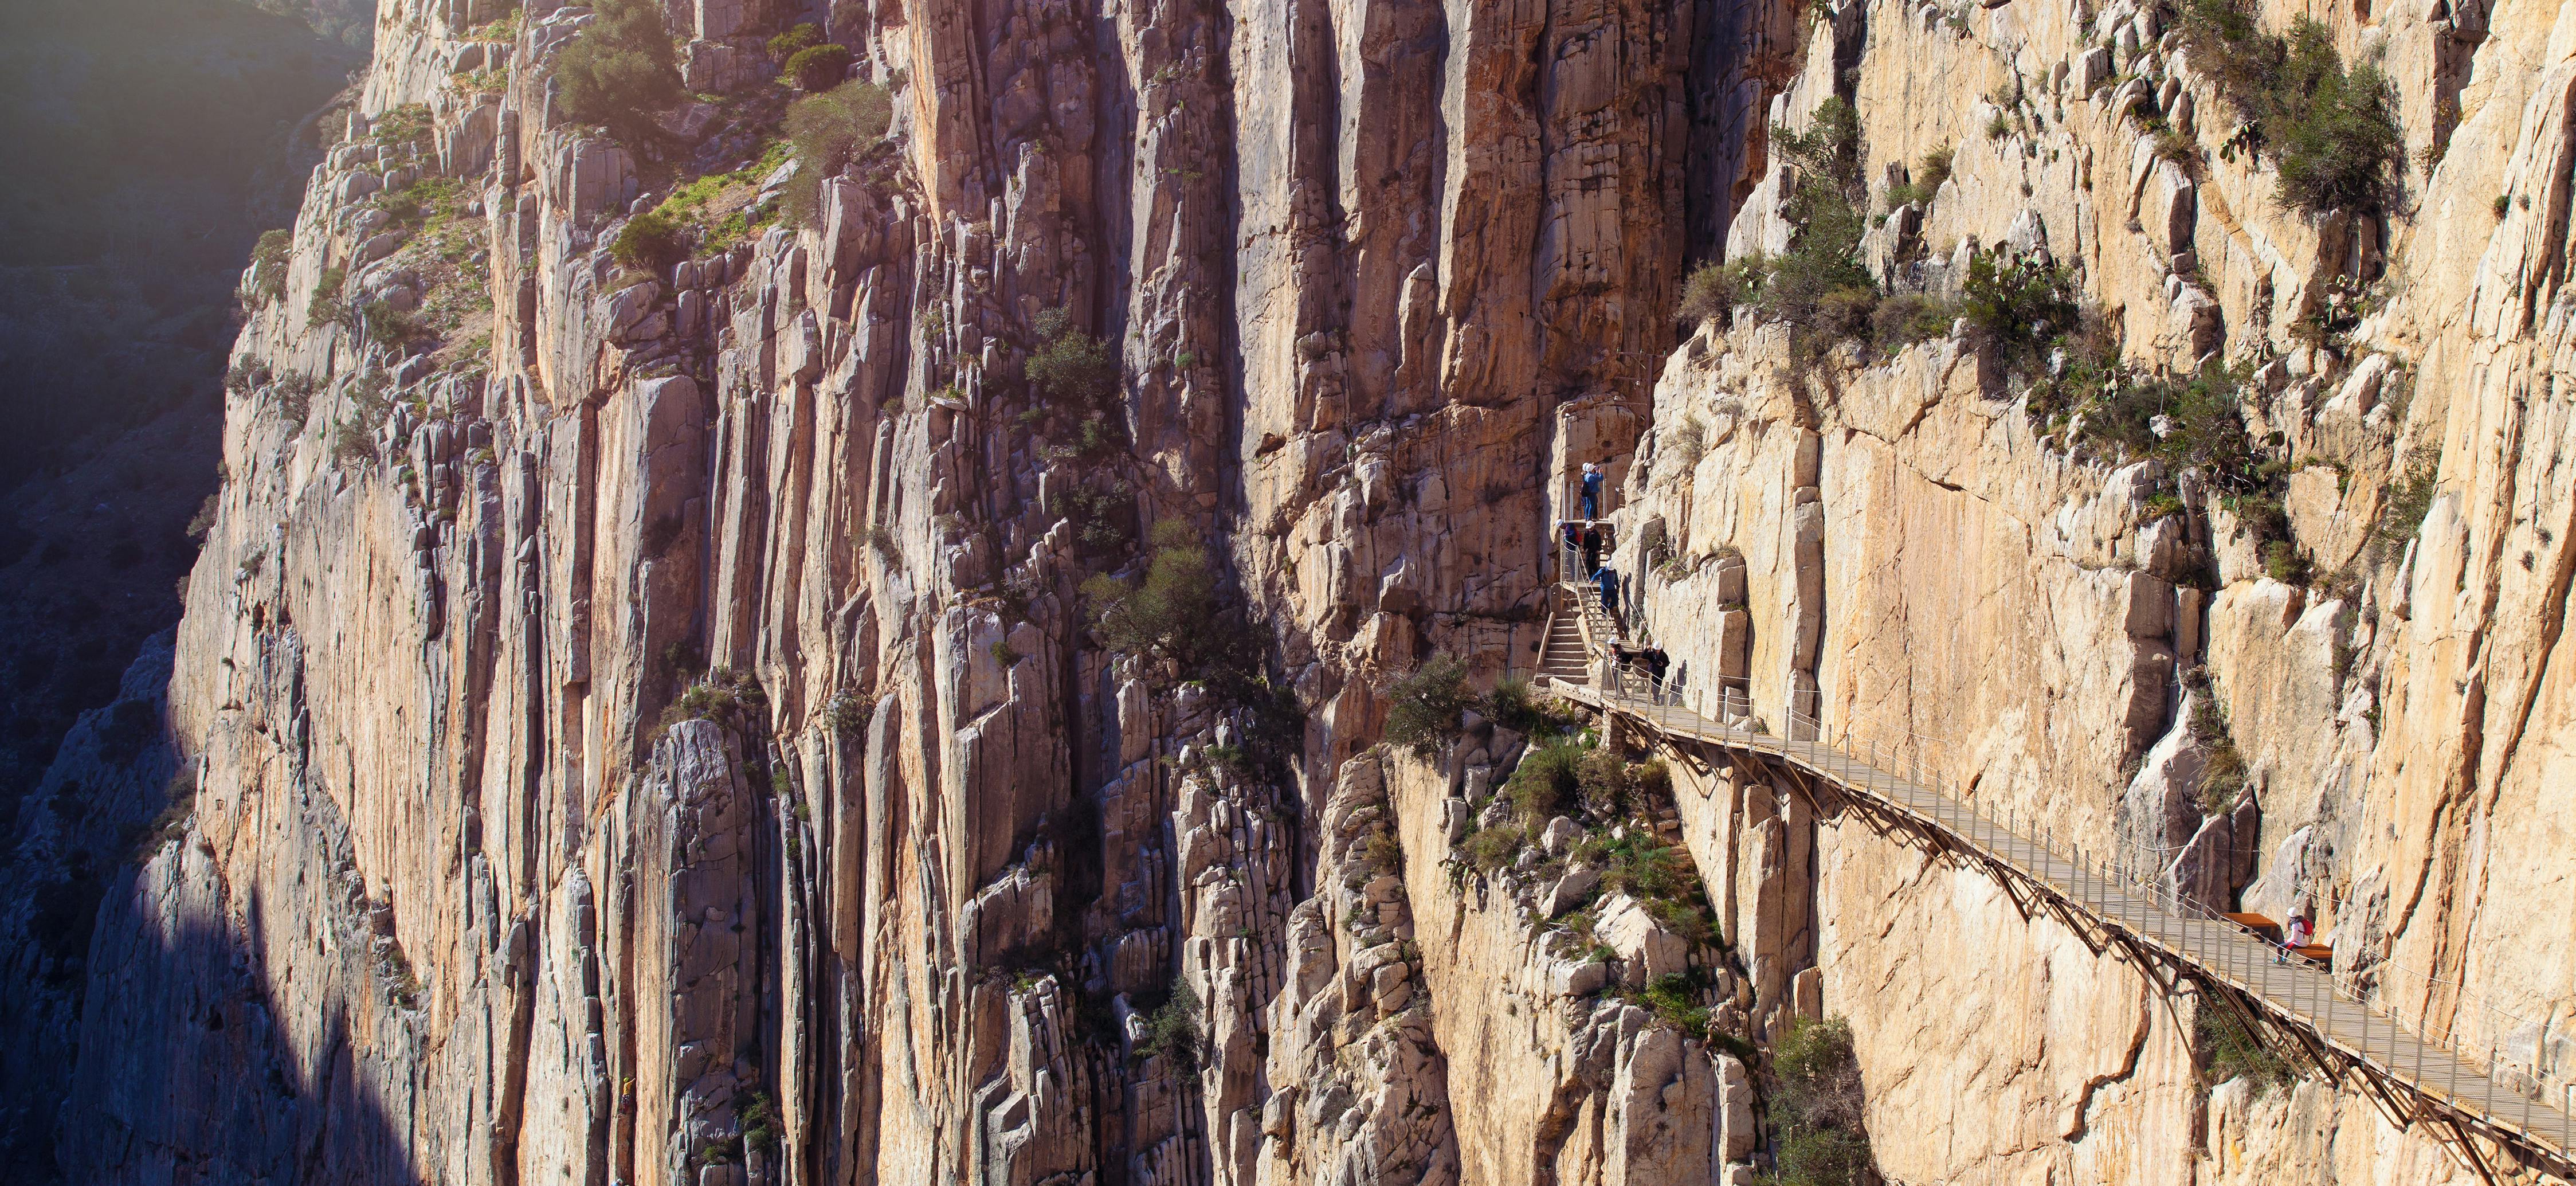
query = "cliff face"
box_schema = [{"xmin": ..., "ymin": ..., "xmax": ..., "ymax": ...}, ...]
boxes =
[{"xmin": 29, "ymin": 0, "xmax": 2576, "ymax": 1180}]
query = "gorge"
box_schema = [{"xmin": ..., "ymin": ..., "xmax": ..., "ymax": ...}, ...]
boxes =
[{"xmin": 2, "ymin": 0, "xmax": 2573, "ymax": 1181}]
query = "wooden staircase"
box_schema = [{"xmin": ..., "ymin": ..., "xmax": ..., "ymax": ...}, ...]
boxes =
[{"xmin": 1536, "ymin": 604, "xmax": 1591, "ymax": 683}]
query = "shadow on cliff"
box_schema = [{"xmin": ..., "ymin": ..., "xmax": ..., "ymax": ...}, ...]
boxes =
[{"xmin": 40, "ymin": 870, "xmax": 424, "ymax": 1184}]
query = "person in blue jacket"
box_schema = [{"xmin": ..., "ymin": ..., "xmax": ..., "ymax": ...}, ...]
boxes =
[{"xmin": 1579, "ymin": 461, "xmax": 1604, "ymax": 520}]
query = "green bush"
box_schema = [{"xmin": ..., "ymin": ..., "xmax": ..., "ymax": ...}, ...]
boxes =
[
  {"xmin": 1137, "ymin": 981, "xmax": 1203, "ymax": 1072},
  {"xmin": 1782, "ymin": 1016, "xmax": 1865, "ymax": 1145},
  {"xmin": 656, "ymin": 666, "xmax": 770, "ymax": 738},
  {"xmin": 1679, "ymin": 260, "xmax": 1741, "ymax": 328},
  {"xmin": 1774, "ymin": 96, "xmax": 1861, "ymax": 193},
  {"xmin": 1777, "ymin": 1130, "xmax": 1875, "ymax": 1186},
  {"xmin": 767, "ymin": 22, "xmax": 821, "ymax": 61},
  {"xmin": 1597, "ymin": 834, "xmax": 1699, "ymax": 925},
  {"xmin": 1884, "ymin": 144, "xmax": 1953, "ymax": 209},
  {"xmin": 781, "ymin": 80, "xmax": 893, "ymax": 225},
  {"xmin": 307, "ymin": 264, "xmax": 349, "ymax": 329},
  {"xmin": 1723, "ymin": 97, "xmax": 1880, "ymax": 361},
  {"xmin": 1386, "ymin": 655, "xmax": 1474, "ymax": 758},
  {"xmin": 2054, "ymin": 359, "xmax": 2283, "ymax": 499},
  {"xmin": 2183, "ymin": 668, "xmax": 2249, "ymax": 814},
  {"xmin": 783, "ymin": 43, "xmax": 854, "ymax": 92},
  {"xmin": 1638, "ymin": 972, "xmax": 1711, "ymax": 1035},
  {"xmin": 2372, "ymin": 449, "xmax": 2438, "ymax": 545},
  {"xmin": 1575, "ymin": 748, "xmax": 1634, "ymax": 819},
  {"xmin": 1869, "ymin": 291, "xmax": 1956, "ymax": 351},
  {"xmin": 612, "ymin": 209, "xmax": 688, "ymax": 273},
  {"xmin": 1960, "ymin": 248, "xmax": 2079, "ymax": 382},
  {"xmin": 250, "ymin": 229, "xmax": 292, "ymax": 304},
  {"xmin": 1462, "ymin": 822, "xmax": 1525, "ymax": 872},
  {"xmin": 555, "ymin": 0, "xmax": 684, "ymax": 148},
  {"xmin": 361, "ymin": 300, "xmax": 425, "ymax": 350},
  {"xmin": 2262, "ymin": 539, "xmax": 2312, "ymax": 585},
  {"xmin": 1503, "ymin": 739, "xmax": 1585, "ymax": 823},
  {"xmin": 1081, "ymin": 520, "xmax": 1221, "ymax": 672},
  {"xmin": 2195, "ymin": 1001, "xmax": 2296, "ymax": 1093},
  {"xmin": 1483, "ymin": 676, "xmax": 1577, "ymax": 738},
  {"xmin": 740, "ymin": 1091, "xmax": 777, "ymax": 1153},
  {"xmin": 274, "ymin": 373, "xmax": 316, "ymax": 424},
  {"xmin": 1026, "ymin": 307, "xmax": 1122, "ymax": 415},
  {"xmin": 370, "ymin": 104, "xmax": 434, "ymax": 152},
  {"xmin": 2178, "ymin": 0, "xmax": 2402, "ymax": 216}
]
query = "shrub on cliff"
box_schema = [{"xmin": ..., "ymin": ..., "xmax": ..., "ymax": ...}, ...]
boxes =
[
  {"xmin": 1082, "ymin": 520, "xmax": 1220, "ymax": 671},
  {"xmin": 307, "ymin": 264, "xmax": 349, "ymax": 329},
  {"xmin": 1461, "ymin": 821, "xmax": 1525, "ymax": 872},
  {"xmin": 1959, "ymin": 247, "xmax": 2079, "ymax": 382},
  {"xmin": 781, "ymin": 79, "xmax": 893, "ymax": 225},
  {"xmin": 555, "ymin": 0, "xmax": 684, "ymax": 148},
  {"xmin": 2178, "ymin": 0, "xmax": 2402, "ymax": 216},
  {"xmin": 1135, "ymin": 981, "xmax": 1202, "ymax": 1072},
  {"xmin": 1769, "ymin": 1016, "xmax": 1875, "ymax": 1185},
  {"xmin": 782, "ymin": 43, "xmax": 853, "ymax": 92},
  {"xmin": 2195, "ymin": 1003, "xmax": 2297, "ymax": 1093},
  {"xmin": 1883, "ymin": 144, "xmax": 1953, "ymax": 209},
  {"xmin": 1385, "ymin": 655, "xmax": 1473, "ymax": 758},
  {"xmin": 1722, "ymin": 97, "xmax": 1877, "ymax": 360},
  {"xmin": 1026, "ymin": 307, "xmax": 1120, "ymax": 413},
  {"xmin": 1481, "ymin": 676, "xmax": 1577, "ymax": 739},
  {"xmin": 767, "ymin": 22, "xmax": 822, "ymax": 61},
  {"xmin": 2272, "ymin": 42, "xmax": 2402, "ymax": 216},
  {"xmin": 250, "ymin": 229, "xmax": 292, "ymax": 304},
  {"xmin": 611, "ymin": 209, "xmax": 688, "ymax": 273},
  {"xmin": 1503, "ymin": 739, "xmax": 1584, "ymax": 823}
]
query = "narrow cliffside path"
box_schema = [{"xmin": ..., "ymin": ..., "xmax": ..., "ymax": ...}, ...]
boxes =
[{"xmin": 1539, "ymin": 577, "xmax": 2576, "ymax": 1185}]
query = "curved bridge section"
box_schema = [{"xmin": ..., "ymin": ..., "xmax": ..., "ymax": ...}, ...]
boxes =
[{"xmin": 1535, "ymin": 582, "xmax": 2575, "ymax": 1185}]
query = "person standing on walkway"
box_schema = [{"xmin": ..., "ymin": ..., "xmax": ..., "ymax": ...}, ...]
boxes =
[
  {"xmin": 1581, "ymin": 524, "xmax": 1603, "ymax": 576},
  {"xmin": 1579, "ymin": 461, "xmax": 1603, "ymax": 520},
  {"xmin": 1595, "ymin": 564, "xmax": 1618, "ymax": 616}
]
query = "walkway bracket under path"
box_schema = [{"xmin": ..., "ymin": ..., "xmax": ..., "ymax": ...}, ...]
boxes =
[{"xmin": 1533, "ymin": 585, "xmax": 2574, "ymax": 1184}]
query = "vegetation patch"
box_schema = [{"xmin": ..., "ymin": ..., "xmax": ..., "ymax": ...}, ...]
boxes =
[
  {"xmin": 555, "ymin": 0, "xmax": 685, "ymax": 148},
  {"xmin": 1736, "ymin": 98, "xmax": 1879, "ymax": 361},
  {"xmin": 1767, "ymin": 1016, "xmax": 1876, "ymax": 1186},
  {"xmin": 613, "ymin": 208, "xmax": 688, "ymax": 273},
  {"xmin": 1082, "ymin": 520, "xmax": 1222, "ymax": 676},
  {"xmin": 782, "ymin": 43, "xmax": 854, "ymax": 93},
  {"xmin": 1883, "ymin": 144, "xmax": 1954, "ymax": 209},
  {"xmin": 656, "ymin": 666, "xmax": 770, "ymax": 741},
  {"xmin": 1386, "ymin": 655, "xmax": 1475, "ymax": 758},
  {"xmin": 2177, "ymin": 1, "xmax": 2403, "ymax": 216},
  {"xmin": 641, "ymin": 142, "xmax": 788, "ymax": 259},
  {"xmin": 781, "ymin": 80, "xmax": 894, "ymax": 226},
  {"xmin": 2195, "ymin": 1001, "xmax": 2297, "ymax": 1093},
  {"xmin": 2181, "ymin": 667, "xmax": 2248, "ymax": 815},
  {"xmin": 1959, "ymin": 247, "xmax": 2080, "ymax": 384},
  {"xmin": 250, "ymin": 230, "xmax": 293, "ymax": 305},
  {"xmin": 1134, "ymin": 980, "xmax": 1203, "ymax": 1073}
]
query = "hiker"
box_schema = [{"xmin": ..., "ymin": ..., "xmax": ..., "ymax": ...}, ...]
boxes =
[
  {"xmin": 1581, "ymin": 524, "xmax": 1603, "ymax": 575},
  {"xmin": 1645, "ymin": 645, "xmax": 1671, "ymax": 694},
  {"xmin": 1580, "ymin": 461, "xmax": 1604, "ymax": 520},
  {"xmin": 2280, "ymin": 911, "xmax": 2313, "ymax": 963},
  {"xmin": 1595, "ymin": 564, "xmax": 1619, "ymax": 615}
]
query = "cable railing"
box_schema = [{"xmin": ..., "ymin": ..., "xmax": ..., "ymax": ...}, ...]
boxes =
[{"xmin": 1546, "ymin": 664, "xmax": 2575, "ymax": 1176}]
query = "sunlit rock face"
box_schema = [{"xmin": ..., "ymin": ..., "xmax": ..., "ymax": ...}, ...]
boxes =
[{"xmin": 29, "ymin": 0, "xmax": 2576, "ymax": 1181}]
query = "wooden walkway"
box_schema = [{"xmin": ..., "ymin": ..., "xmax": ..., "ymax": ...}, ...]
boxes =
[{"xmin": 1542, "ymin": 639, "xmax": 2574, "ymax": 1183}]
